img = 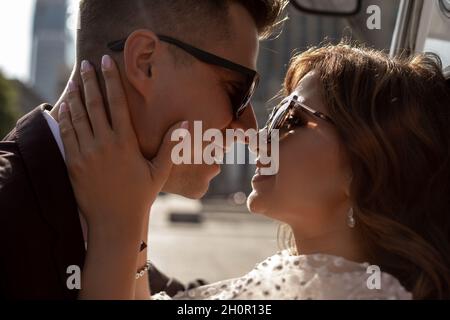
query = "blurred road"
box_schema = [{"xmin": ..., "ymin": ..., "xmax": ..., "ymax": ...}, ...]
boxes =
[{"xmin": 147, "ymin": 195, "xmax": 280, "ymax": 284}]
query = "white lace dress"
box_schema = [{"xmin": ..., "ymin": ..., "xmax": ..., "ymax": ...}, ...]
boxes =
[{"xmin": 151, "ymin": 250, "xmax": 412, "ymax": 300}]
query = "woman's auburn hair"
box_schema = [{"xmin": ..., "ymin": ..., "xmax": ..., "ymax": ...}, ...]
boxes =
[{"xmin": 280, "ymin": 41, "xmax": 450, "ymax": 299}]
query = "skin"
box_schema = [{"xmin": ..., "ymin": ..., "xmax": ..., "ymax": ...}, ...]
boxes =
[
  {"xmin": 248, "ymin": 71, "xmax": 367, "ymax": 263},
  {"xmin": 53, "ymin": 3, "xmax": 260, "ymax": 299}
]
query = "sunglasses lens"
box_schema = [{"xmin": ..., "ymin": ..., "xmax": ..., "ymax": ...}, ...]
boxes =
[{"xmin": 265, "ymin": 99, "xmax": 292, "ymax": 136}]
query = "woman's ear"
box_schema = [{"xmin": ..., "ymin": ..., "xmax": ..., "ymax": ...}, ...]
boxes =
[{"xmin": 123, "ymin": 29, "xmax": 159, "ymax": 99}]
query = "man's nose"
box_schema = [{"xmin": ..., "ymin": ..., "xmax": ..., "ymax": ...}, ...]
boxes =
[{"xmin": 228, "ymin": 103, "xmax": 258, "ymax": 144}]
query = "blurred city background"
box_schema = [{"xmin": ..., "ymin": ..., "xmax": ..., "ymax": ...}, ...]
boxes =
[{"xmin": 0, "ymin": 0, "xmax": 402, "ymax": 284}]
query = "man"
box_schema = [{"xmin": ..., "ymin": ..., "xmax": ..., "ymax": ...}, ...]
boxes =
[{"xmin": 0, "ymin": 0, "xmax": 286, "ymax": 299}]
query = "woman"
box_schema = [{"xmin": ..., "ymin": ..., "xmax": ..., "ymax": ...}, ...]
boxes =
[{"xmin": 59, "ymin": 43, "xmax": 450, "ymax": 299}]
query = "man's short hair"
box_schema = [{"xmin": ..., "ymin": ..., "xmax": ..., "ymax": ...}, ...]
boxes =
[{"xmin": 77, "ymin": 0, "xmax": 288, "ymax": 58}]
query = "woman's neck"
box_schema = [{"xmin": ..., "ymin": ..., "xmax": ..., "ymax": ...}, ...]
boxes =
[
  {"xmin": 289, "ymin": 203, "xmax": 368, "ymax": 263},
  {"xmin": 292, "ymin": 227, "xmax": 367, "ymax": 263}
]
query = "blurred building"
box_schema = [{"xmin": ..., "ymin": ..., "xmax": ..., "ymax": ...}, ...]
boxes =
[{"xmin": 30, "ymin": 0, "xmax": 68, "ymax": 104}]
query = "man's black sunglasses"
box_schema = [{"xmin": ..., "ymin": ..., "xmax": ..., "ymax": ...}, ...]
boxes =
[{"xmin": 107, "ymin": 35, "xmax": 260, "ymax": 119}]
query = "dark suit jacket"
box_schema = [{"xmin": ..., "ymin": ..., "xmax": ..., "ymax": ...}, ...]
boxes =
[{"xmin": 0, "ymin": 105, "xmax": 185, "ymax": 299}]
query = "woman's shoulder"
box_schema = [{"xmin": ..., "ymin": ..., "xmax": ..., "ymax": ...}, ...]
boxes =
[{"xmin": 151, "ymin": 251, "xmax": 413, "ymax": 300}]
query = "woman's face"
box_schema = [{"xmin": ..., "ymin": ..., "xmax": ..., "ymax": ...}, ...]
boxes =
[{"xmin": 247, "ymin": 71, "xmax": 351, "ymax": 235}]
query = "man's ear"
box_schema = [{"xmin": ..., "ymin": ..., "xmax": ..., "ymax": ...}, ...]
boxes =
[{"xmin": 123, "ymin": 29, "xmax": 159, "ymax": 99}]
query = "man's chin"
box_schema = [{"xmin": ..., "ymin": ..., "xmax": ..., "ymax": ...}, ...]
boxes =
[
  {"xmin": 161, "ymin": 164, "xmax": 220, "ymax": 199},
  {"xmin": 161, "ymin": 182, "xmax": 210, "ymax": 200},
  {"xmin": 178, "ymin": 188, "xmax": 208, "ymax": 200}
]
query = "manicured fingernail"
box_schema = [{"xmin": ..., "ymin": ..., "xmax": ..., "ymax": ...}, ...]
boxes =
[
  {"xmin": 59, "ymin": 102, "xmax": 68, "ymax": 118},
  {"xmin": 180, "ymin": 121, "xmax": 189, "ymax": 130},
  {"xmin": 68, "ymin": 80, "xmax": 77, "ymax": 93},
  {"xmin": 102, "ymin": 55, "xmax": 112, "ymax": 70},
  {"xmin": 180, "ymin": 121, "xmax": 189, "ymax": 137},
  {"xmin": 81, "ymin": 60, "xmax": 92, "ymax": 73}
]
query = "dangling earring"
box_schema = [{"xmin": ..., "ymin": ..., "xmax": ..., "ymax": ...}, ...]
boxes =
[{"xmin": 347, "ymin": 207, "xmax": 356, "ymax": 228}]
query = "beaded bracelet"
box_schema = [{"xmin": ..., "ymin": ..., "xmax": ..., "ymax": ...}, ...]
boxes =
[{"xmin": 136, "ymin": 261, "xmax": 151, "ymax": 280}]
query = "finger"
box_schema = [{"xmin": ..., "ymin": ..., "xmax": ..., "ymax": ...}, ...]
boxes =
[
  {"xmin": 58, "ymin": 102, "xmax": 80, "ymax": 160},
  {"xmin": 101, "ymin": 55, "xmax": 133, "ymax": 136},
  {"xmin": 149, "ymin": 121, "xmax": 190, "ymax": 186},
  {"xmin": 80, "ymin": 60, "xmax": 110, "ymax": 138},
  {"xmin": 67, "ymin": 79, "xmax": 94, "ymax": 146}
]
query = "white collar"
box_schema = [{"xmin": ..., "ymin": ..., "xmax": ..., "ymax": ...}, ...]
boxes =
[{"xmin": 43, "ymin": 110, "xmax": 66, "ymax": 161}]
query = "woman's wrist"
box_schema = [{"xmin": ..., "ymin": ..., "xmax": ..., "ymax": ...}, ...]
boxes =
[
  {"xmin": 88, "ymin": 225, "xmax": 143, "ymax": 258},
  {"xmin": 88, "ymin": 215, "xmax": 146, "ymax": 242}
]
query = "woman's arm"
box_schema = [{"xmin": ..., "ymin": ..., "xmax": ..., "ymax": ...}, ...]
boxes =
[
  {"xmin": 58, "ymin": 55, "xmax": 187, "ymax": 299},
  {"xmin": 80, "ymin": 220, "xmax": 144, "ymax": 299}
]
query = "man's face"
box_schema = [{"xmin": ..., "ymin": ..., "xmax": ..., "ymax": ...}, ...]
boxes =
[{"xmin": 125, "ymin": 3, "xmax": 259, "ymax": 199}]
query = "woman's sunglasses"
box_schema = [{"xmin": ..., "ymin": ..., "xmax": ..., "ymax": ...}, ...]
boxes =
[
  {"xmin": 264, "ymin": 92, "xmax": 335, "ymax": 142},
  {"xmin": 107, "ymin": 35, "xmax": 260, "ymax": 119}
]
